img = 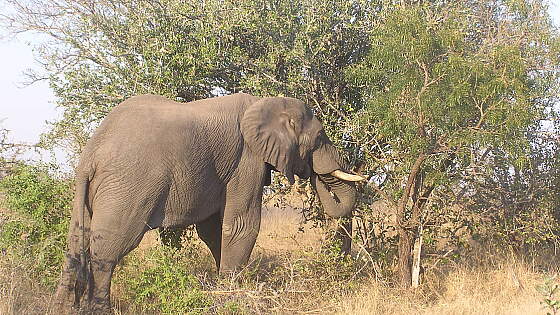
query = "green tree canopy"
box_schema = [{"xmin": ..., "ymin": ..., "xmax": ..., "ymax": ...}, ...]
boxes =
[
  {"xmin": 348, "ymin": 0, "xmax": 560, "ymax": 286},
  {"xmin": 3, "ymin": 0, "xmax": 370, "ymax": 158}
]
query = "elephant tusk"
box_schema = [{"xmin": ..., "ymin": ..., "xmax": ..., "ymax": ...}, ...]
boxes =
[{"xmin": 329, "ymin": 170, "xmax": 367, "ymax": 182}]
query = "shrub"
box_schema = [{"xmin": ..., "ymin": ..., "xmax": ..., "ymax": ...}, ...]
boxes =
[
  {"xmin": 0, "ymin": 163, "xmax": 73, "ymax": 286},
  {"xmin": 117, "ymin": 245, "xmax": 212, "ymax": 314},
  {"xmin": 538, "ymin": 275, "xmax": 560, "ymax": 315}
]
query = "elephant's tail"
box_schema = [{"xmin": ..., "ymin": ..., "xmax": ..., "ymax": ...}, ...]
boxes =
[{"xmin": 74, "ymin": 175, "xmax": 91, "ymax": 297}]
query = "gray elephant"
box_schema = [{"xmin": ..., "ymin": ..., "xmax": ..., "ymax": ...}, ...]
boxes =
[{"xmin": 54, "ymin": 93, "xmax": 364, "ymax": 313}]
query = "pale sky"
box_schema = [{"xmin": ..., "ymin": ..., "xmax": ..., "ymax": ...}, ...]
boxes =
[
  {"xmin": 0, "ymin": 2, "xmax": 559, "ymax": 161},
  {"xmin": 0, "ymin": 32, "xmax": 58, "ymax": 143}
]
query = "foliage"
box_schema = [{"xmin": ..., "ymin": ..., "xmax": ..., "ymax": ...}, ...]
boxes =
[
  {"xmin": 272, "ymin": 245, "xmax": 361, "ymax": 286},
  {"xmin": 347, "ymin": 0, "xmax": 560, "ymax": 285},
  {"xmin": 117, "ymin": 245, "xmax": 212, "ymax": 314},
  {"xmin": 538, "ymin": 275, "xmax": 560, "ymax": 315},
  {"xmin": 463, "ymin": 136, "xmax": 560, "ymax": 248},
  {"xmin": 0, "ymin": 163, "xmax": 72, "ymax": 286},
  {"xmin": 416, "ymin": 129, "xmax": 560, "ymax": 259},
  {"xmin": 0, "ymin": 124, "xmax": 33, "ymax": 172},
  {"xmin": 0, "ymin": 125, "xmax": 8, "ymax": 154},
  {"xmin": 1, "ymin": 0, "xmax": 371, "ymax": 159},
  {"xmin": 113, "ymin": 236, "xmax": 364, "ymax": 314}
]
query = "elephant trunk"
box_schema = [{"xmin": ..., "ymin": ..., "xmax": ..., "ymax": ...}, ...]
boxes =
[{"xmin": 310, "ymin": 142, "xmax": 358, "ymax": 218}]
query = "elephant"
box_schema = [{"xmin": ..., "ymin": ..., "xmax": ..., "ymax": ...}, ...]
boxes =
[{"xmin": 54, "ymin": 93, "xmax": 365, "ymax": 313}]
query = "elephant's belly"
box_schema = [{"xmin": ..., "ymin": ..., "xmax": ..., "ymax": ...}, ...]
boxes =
[{"xmin": 148, "ymin": 177, "xmax": 226, "ymax": 229}]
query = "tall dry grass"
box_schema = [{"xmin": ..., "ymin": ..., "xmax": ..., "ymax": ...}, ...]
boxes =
[
  {"xmin": 1, "ymin": 204, "xmax": 559, "ymax": 314},
  {"xmin": 337, "ymin": 257, "xmax": 552, "ymax": 314},
  {"xmin": 0, "ymin": 249, "xmax": 59, "ymax": 314}
]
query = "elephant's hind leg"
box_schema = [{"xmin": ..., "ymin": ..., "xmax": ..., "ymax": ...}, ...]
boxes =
[
  {"xmin": 87, "ymin": 213, "xmax": 150, "ymax": 313},
  {"xmin": 55, "ymin": 249, "xmax": 85, "ymax": 311},
  {"xmin": 196, "ymin": 212, "xmax": 223, "ymax": 271}
]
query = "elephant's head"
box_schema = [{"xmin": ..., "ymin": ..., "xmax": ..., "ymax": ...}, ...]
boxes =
[{"xmin": 241, "ymin": 96, "xmax": 364, "ymax": 218}]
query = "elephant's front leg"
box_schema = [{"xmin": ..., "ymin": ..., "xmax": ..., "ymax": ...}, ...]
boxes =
[{"xmin": 219, "ymin": 171, "xmax": 264, "ymax": 273}]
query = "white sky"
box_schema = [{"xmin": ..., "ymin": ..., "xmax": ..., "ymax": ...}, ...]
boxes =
[
  {"xmin": 0, "ymin": 1, "xmax": 559, "ymax": 154},
  {"xmin": 0, "ymin": 31, "xmax": 58, "ymax": 145}
]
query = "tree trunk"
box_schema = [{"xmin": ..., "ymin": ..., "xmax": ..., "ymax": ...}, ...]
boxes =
[
  {"xmin": 397, "ymin": 228, "xmax": 414, "ymax": 287},
  {"xmin": 411, "ymin": 225, "xmax": 423, "ymax": 288},
  {"xmin": 384, "ymin": 152, "xmax": 430, "ymax": 288}
]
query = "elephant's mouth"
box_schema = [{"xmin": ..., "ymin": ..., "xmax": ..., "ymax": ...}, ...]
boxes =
[
  {"xmin": 309, "ymin": 164, "xmax": 366, "ymax": 182},
  {"xmin": 294, "ymin": 161, "xmax": 312, "ymax": 180},
  {"xmin": 295, "ymin": 156, "xmax": 365, "ymax": 183}
]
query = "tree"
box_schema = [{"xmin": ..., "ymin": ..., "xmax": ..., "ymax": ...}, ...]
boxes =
[
  {"xmin": 2, "ymin": 0, "xmax": 371, "ymax": 160},
  {"xmin": 348, "ymin": 0, "xmax": 560, "ymax": 287},
  {"xmin": 462, "ymin": 125, "xmax": 560, "ymax": 249},
  {"xmin": 0, "ymin": 122, "xmax": 35, "ymax": 175}
]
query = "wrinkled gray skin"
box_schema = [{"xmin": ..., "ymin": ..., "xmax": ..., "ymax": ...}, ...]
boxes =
[{"xmin": 54, "ymin": 93, "xmax": 357, "ymax": 313}]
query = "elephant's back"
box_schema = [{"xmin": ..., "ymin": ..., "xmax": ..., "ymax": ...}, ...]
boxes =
[
  {"xmin": 90, "ymin": 95, "xmax": 196, "ymax": 148},
  {"xmin": 97, "ymin": 93, "xmax": 257, "ymax": 136},
  {"xmin": 93, "ymin": 92, "xmax": 255, "ymax": 152}
]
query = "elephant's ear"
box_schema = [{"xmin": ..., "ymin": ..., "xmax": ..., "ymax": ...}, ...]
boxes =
[{"xmin": 241, "ymin": 97, "xmax": 303, "ymax": 185}]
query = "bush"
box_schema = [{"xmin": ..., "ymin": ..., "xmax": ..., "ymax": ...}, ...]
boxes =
[
  {"xmin": 117, "ymin": 245, "xmax": 213, "ymax": 314},
  {"xmin": 0, "ymin": 163, "xmax": 73, "ymax": 286}
]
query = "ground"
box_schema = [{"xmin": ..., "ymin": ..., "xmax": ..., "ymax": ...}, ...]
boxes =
[{"xmin": 0, "ymin": 201, "xmax": 558, "ymax": 314}]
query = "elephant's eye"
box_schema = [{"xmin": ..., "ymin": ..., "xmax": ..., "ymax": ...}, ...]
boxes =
[
  {"xmin": 313, "ymin": 138, "xmax": 320, "ymax": 149},
  {"xmin": 313, "ymin": 130, "xmax": 325, "ymax": 149}
]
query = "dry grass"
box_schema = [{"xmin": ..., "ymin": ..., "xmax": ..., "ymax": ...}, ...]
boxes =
[
  {"xmin": 337, "ymin": 259, "xmax": 552, "ymax": 315},
  {"xmin": 256, "ymin": 205, "xmax": 323, "ymax": 253},
  {"xmin": 1, "ymin": 204, "xmax": 559, "ymax": 314},
  {"xmin": 0, "ymin": 244, "xmax": 59, "ymax": 314}
]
